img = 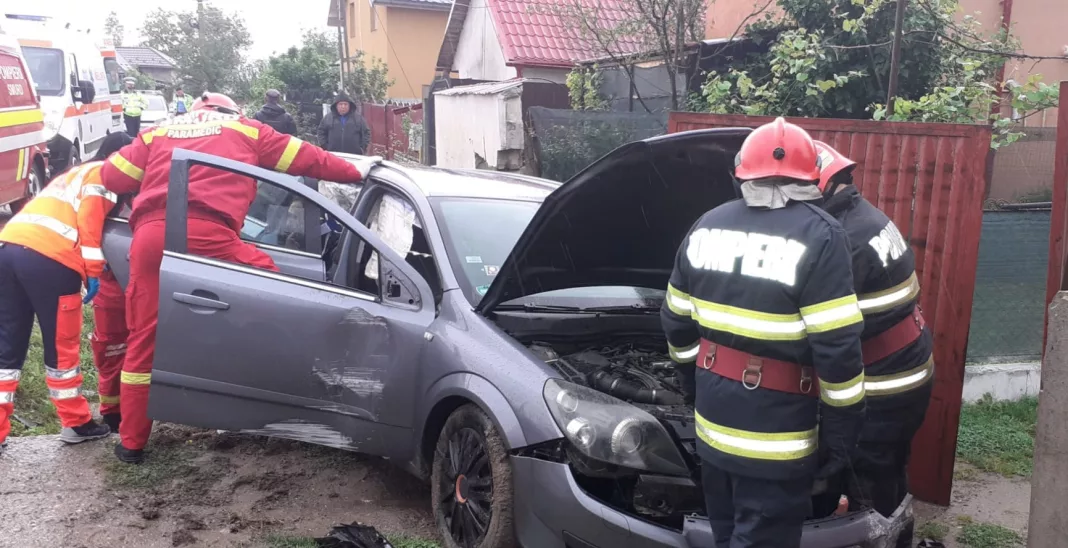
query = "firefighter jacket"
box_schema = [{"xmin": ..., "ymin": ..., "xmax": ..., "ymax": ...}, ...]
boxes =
[
  {"xmin": 101, "ymin": 110, "xmax": 365, "ymax": 234},
  {"xmin": 0, "ymin": 162, "xmax": 117, "ymax": 280},
  {"xmin": 122, "ymin": 90, "xmax": 148, "ymax": 117},
  {"xmin": 823, "ymin": 186, "xmax": 934, "ymax": 441},
  {"xmin": 661, "ymin": 198, "xmax": 866, "ymax": 480}
]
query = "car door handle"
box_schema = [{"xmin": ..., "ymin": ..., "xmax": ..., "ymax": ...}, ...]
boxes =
[{"xmin": 172, "ymin": 292, "xmax": 230, "ymax": 310}]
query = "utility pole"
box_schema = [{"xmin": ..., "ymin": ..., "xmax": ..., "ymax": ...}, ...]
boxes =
[
  {"xmin": 196, "ymin": 0, "xmax": 205, "ymax": 91},
  {"xmin": 337, "ymin": 0, "xmax": 346, "ymax": 92},
  {"xmin": 885, "ymin": 0, "xmax": 908, "ymax": 116}
]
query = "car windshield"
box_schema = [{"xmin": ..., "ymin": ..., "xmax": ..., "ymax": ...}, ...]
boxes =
[
  {"xmin": 433, "ymin": 197, "xmax": 665, "ymax": 308},
  {"xmin": 20, "ymin": 47, "xmax": 64, "ymax": 95},
  {"xmin": 146, "ymin": 95, "xmax": 167, "ymax": 111}
]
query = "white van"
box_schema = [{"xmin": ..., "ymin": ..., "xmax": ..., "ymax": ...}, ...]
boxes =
[
  {"xmin": 2, "ymin": 13, "xmax": 115, "ymax": 173},
  {"xmin": 96, "ymin": 37, "xmax": 125, "ymax": 134}
]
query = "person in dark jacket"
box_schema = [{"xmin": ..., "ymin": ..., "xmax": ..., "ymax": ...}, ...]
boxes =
[
  {"xmin": 253, "ymin": 89, "xmax": 297, "ymax": 136},
  {"xmin": 662, "ymin": 118, "xmax": 866, "ymax": 548},
  {"xmin": 812, "ymin": 141, "xmax": 933, "ymax": 532},
  {"xmin": 317, "ymin": 93, "xmax": 371, "ymax": 155}
]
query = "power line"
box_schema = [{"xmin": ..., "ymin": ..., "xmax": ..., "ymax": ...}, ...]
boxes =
[{"xmin": 367, "ymin": 0, "xmax": 416, "ymax": 99}]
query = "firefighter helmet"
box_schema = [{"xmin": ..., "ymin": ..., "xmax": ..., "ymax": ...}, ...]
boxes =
[
  {"xmin": 813, "ymin": 140, "xmax": 858, "ymax": 193},
  {"xmin": 192, "ymin": 92, "xmax": 239, "ymax": 115},
  {"xmin": 734, "ymin": 117, "xmax": 821, "ymax": 182}
]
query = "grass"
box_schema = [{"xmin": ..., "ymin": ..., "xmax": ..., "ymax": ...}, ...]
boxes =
[
  {"xmin": 955, "ymin": 394, "xmax": 1038, "ymax": 477},
  {"xmin": 916, "ymin": 520, "xmax": 949, "ymax": 541},
  {"xmin": 259, "ymin": 534, "xmax": 439, "ymax": 548},
  {"xmin": 10, "ymin": 308, "xmax": 98, "ymax": 436},
  {"xmin": 956, "ymin": 517, "xmax": 1024, "ymax": 548},
  {"xmin": 100, "ymin": 442, "xmax": 197, "ymax": 490}
]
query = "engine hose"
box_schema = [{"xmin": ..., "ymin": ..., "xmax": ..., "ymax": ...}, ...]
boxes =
[{"xmin": 588, "ymin": 370, "xmax": 683, "ymax": 405}]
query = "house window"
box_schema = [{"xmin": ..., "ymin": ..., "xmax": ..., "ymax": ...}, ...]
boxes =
[{"xmin": 348, "ymin": 2, "xmax": 355, "ymax": 38}]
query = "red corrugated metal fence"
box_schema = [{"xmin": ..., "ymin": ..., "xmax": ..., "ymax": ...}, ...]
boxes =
[{"xmin": 669, "ymin": 113, "xmax": 993, "ymax": 506}]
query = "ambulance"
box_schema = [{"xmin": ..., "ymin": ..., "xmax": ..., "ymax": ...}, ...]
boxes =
[
  {"xmin": 96, "ymin": 37, "xmax": 124, "ymax": 133},
  {"xmin": 2, "ymin": 13, "xmax": 115, "ymax": 173},
  {"xmin": 0, "ymin": 28, "xmax": 47, "ymax": 212}
]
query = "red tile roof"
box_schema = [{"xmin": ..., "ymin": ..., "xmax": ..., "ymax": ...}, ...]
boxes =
[{"xmin": 486, "ymin": 0, "xmax": 646, "ymax": 68}]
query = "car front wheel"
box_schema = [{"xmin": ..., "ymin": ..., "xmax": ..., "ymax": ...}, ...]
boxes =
[
  {"xmin": 10, "ymin": 163, "xmax": 45, "ymax": 214},
  {"xmin": 431, "ymin": 404, "xmax": 516, "ymax": 548}
]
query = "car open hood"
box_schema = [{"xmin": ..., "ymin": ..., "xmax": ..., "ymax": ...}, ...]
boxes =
[{"xmin": 476, "ymin": 127, "xmax": 752, "ymax": 315}]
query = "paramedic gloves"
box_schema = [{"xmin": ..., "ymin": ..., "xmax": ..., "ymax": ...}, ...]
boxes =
[
  {"xmin": 352, "ymin": 156, "xmax": 384, "ymax": 180},
  {"xmin": 84, "ymin": 277, "xmax": 100, "ymax": 304}
]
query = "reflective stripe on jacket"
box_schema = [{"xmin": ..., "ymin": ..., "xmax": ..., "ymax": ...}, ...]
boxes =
[
  {"xmin": 101, "ymin": 110, "xmax": 365, "ymax": 234},
  {"xmin": 122, "ymin": 91, "xmax": 147, "ymax": 116},
  {"xmin": 0, "ymin": 162, "xmax": 117, "ymax": 279},
  {"xmin": 661, "ymin": 199, "xmax": 865, "ymax": 480},
  {"xmin": 823, "ymin": 185, "xmax": 934, "ymax": 440}
]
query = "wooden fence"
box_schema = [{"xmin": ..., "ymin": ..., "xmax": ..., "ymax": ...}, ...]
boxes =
[{"xmin": 669, "ymin": 113, "xmax": 993, "ymax": 506}]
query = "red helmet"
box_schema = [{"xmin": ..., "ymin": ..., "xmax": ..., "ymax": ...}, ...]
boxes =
[
  {"xmin": 813, "ymin": 140, "xmax": 858, "ymax": 192},
  {"xmin": 734, "ymin": 117, "xmax": 821, "ymax": 182},
  {"xmin": 192, "ymin": 92, "xmax": 239, "ymax": 114}
]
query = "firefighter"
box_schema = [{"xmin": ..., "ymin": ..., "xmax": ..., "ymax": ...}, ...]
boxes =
[
  {"xmin": 101, "ymin": 92, "xmax": 379, "ymax": 464},
  {"xmin": 813, "ymin": 141, "xmax": 933, "ymax": 524},
  {"xmin": 0, "ymin": 132, "xmax": 134, "ymax": 453},
  {"xmin": 661, "ymin": 118, "xmax": 866, "ymax": 548}
]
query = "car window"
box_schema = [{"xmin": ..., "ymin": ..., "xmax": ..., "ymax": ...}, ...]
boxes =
[
  {"xmin": 318, "ymin": 180, "xmax": 361, "ymax": 214},
  {"xmin": 362, "ymin": 190, "xmax": 442, "ymax": 298},
  {"xmin": 146, "ymin": 95, "xmax": 167, "ymax": 111},
  {"xmin": 102, "ymin": 57, "xmax": 121, "ymax": 94},
  {"xmin": 241, "ymin": 180, "xmax": 309, "ymax": 252}
]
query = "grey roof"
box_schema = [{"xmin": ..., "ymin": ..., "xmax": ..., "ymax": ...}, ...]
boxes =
[
  {"xmin": 115, "ymin": 47, "xmax": 177, "ymax": 70},
  {"xmin": 332, "ymin": 153, "xmax": 559, "ymax": 200}
]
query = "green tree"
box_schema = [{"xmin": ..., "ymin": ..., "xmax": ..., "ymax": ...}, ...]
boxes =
[
  {"xmin": 104, "ymin": 11, "xmax": 124, "ymax": 47},
  {"xmin": 245, "ymin": 31, "xmax": 391, "ymax": 139},
  {"xmin": 698, "ymin": 0, "xmax": 1060, "ymax": 147},
  {"xmin": 140, "ymin": 6, "xmax": 252, "ymax": 94},
  {"xmin": 124, "ymin": 68, "xmax": 157, "ymax": 90}
]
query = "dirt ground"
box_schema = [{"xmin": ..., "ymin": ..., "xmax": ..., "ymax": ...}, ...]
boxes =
[
  {"xmin": 0, "ymin": 425, "xmax": 436, "ymax": 548},
  {"xmin": 914, "ymin": 463, "xmax": 1031, "ymax": 547}
]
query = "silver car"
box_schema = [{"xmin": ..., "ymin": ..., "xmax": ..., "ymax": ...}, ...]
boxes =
[{"xmin": 101, "ymin": 129, "xmax": 913, "ymax": 548}]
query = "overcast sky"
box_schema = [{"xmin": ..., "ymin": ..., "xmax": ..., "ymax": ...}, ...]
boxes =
[{"xmin": 28, "ymin": 0, "xmax": 335, "ymax": 60}]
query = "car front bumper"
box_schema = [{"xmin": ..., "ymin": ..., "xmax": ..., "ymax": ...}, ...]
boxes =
[{"xmin": 512, "ymin": 455, "xmax": 914, "ymax": 548}]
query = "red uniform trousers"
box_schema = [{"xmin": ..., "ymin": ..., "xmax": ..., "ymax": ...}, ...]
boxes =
[
  {"xmin": 91, "ymin": 270, "xmax": 127, "ymax": 417},
  {"xmin": 120, "ymin": 217, "xmax": 277, "ymax": 450}
]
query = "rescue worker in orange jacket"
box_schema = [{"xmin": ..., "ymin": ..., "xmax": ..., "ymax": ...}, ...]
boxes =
[
  {"xmin": 101, "ymin": 92, "xmax": 377, "ymax": 464},
  {"xmin": 662, "ymin": 119, "xmax": 865, "ymax": 547},
  {"xmin": 0, "ymin": 132, "xmax": 134, "ymax": 453},
  {"xmin": 813, "ymin": 141, "xmax": 933, "ymax": 527}
]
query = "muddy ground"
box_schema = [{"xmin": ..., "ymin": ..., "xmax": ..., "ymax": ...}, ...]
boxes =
[
  {"xmin": 914, "ymin": 463, "xmax": 1031, "ymax": 547},
  {"xmin": 0, "ymin": 425, "xmax": 436, "ymax": 548}
]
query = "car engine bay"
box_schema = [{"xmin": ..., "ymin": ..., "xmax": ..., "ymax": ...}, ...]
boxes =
[
  {"xmin": 523, "ymin": 337, "xmax": 854, "ymax": 529},
  {"xmin": 525, "ymin": 339, "xmax": 706, "ymax": 528}
]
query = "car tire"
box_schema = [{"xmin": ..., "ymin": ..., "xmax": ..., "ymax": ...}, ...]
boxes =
[
  {"xmin": 10, "ymin": 163, "xmax": 46, "ymax": 214},
  {"xmin": 68, "ymin": 142, "xmax": 81, "ymax": 169},
  {"xmin": 431, "ymin": 404, "xmax": 517, "ymax": 548}
]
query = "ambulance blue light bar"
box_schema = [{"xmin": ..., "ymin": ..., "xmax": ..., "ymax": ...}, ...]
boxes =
[{"xmin": 5, "ymin": 14, "xmax": 51, "ymax": 22}]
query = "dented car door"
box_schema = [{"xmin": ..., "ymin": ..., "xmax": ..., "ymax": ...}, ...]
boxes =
[{"xmin": 146, "ymin": 150, "xmax": 435, "ymax": 457}]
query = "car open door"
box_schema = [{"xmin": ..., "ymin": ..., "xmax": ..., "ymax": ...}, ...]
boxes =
[
  {"xmin": 102, "ymin": 176, "xmax": 326, "ymax": 290},
  {"xmin": 147, "ymin": 150, "xmax": 435, "ymax": 457}
]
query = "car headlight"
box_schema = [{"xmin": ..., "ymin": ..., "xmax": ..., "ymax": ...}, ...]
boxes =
[{"xmin": 543, "ymin": 379, "xmax": 689, "ymax": 477}]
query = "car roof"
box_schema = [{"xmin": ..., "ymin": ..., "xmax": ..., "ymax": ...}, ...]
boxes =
[{"xmin": 333, "ymin": 153, "xmax": 560, "ymax": 202}]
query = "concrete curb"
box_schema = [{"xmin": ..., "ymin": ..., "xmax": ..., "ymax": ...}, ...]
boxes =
[{"xmin": 962, "ymin": 362, "xmax": 1041, "ymax": 402}]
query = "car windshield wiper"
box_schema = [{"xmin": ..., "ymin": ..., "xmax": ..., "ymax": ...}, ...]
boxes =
[{"xmin": 495, "ymin": 303, "xmax": 659, "ymax": 314}]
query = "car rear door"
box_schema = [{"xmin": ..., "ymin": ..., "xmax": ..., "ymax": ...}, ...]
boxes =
[{"xmin": 147, "ymin": 150, "xmax": 435, "ymax": 458}]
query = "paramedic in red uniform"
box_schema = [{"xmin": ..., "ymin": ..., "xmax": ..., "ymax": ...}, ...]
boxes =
[
  {"xmin": 101, "ymin": 92, "xmax": 379, "ymax": 464},
  {"xmin": 91, "ymin": 214, "xmax": 132, "ymax": 433}
]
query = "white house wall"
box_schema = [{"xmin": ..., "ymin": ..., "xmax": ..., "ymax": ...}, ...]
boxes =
[
  {"xmin": 434, "ymin": 89, "xmax": 525, "ymax": 170},
  {"xmin": 451, "ymin": 0, "xmax": 517, "ymax": 81},
  {"xmin": 519, "ymin": 66, "xmax": 569, "ymax": 84}
]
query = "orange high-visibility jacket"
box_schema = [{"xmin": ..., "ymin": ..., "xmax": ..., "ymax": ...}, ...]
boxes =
[{"xmin": 0, "ymin": 162, "xmax": 117, "ymax": 279}]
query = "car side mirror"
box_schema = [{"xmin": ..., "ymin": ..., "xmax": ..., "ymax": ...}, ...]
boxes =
[{"xmin": 78, "ymin": 80, "xmax": 96, "ymax": 104}]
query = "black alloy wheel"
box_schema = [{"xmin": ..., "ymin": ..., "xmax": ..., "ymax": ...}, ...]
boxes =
[{"xmin": 431, "ymin": 404, "xmax": 516, "ymax": 548}]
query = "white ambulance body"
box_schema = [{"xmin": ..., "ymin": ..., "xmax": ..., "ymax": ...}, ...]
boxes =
[{"xmin": 3, "ymin": 13, "xmax": 115, "ymax": 172}]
